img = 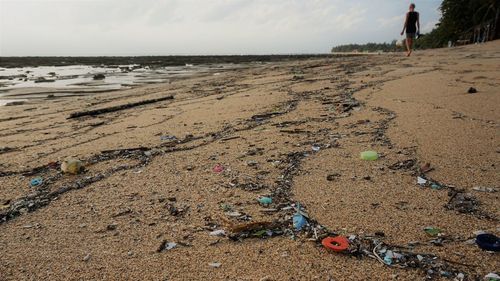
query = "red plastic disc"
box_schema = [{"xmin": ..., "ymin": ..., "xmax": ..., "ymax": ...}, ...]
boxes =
[{"xmin": 322, "ymin": 236, "xmax": 349, "ymax": 252}]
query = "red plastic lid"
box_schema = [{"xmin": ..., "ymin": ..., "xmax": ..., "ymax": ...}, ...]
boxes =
[{"xmin": 322, "ymin": 236, "xmax": 350, "ymax": 252}]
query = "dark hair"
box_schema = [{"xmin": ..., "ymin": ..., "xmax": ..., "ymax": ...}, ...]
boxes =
[{"xmin": 410, "ymin": 3, "xmax": 416, "ymax": 8}]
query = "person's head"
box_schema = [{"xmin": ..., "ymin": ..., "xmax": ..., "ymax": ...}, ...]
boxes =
[{"xmin": 409, "ymin": 3, "xmax": 416, "ymax": 11}]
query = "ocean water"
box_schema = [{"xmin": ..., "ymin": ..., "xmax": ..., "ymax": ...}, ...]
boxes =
[{"xmin": 0, "ymin": 64, "xmax": 228, "ymax": 106}]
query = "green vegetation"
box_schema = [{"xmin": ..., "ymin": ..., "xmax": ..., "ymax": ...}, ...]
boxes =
[
  {"xmin": 417, "ymin": 0, "xmax": 499, "ymax": 48},
  {"xmin": 331, "ymin": 41, "xmax": 402, "ymax": 53}
]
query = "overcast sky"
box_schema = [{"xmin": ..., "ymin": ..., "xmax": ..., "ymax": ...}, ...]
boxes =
[{"xmin": 0, "ymin": 0, "xmax": 442, "ymax": 56}]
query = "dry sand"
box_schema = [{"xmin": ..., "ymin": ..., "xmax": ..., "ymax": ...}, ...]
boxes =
[{"xmin": 0, "ymin": 42, "xmax": 499, "ymax": 280}]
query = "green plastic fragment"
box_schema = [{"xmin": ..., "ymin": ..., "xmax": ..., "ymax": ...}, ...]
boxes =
[
  {"xmin": 424, "ymin": 227, "xmax": 441, "ymax": 236},
  {"xmin": 252, "ymin": 230, "xmax": 268, "ymax": 237},
  {"xmin": 360, "ymin": 151, "xmax": 379, "ymax": 161},
  {"xmin": 431, "ymin": 184, "xmax": 442, "ymax": 190},
  {"xmin": 258, "ymin": 197, "xmax": 273, "ymax": 205}
]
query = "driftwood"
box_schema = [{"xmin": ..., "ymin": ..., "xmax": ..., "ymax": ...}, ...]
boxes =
[{"xmin": 68, "ymin": 95, "xmax": 174, "ymax": 119}]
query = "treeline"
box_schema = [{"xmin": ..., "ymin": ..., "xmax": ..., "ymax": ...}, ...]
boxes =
[
  {"xmin": 417, "ymin": 0, "xmax": 499, "ymax": 48},
  {"xmin": 331, "ymin": 41, "xmax": 402, "ymax": 53},
  {"xmin": 332, "ymin": 0, "xmax": 499, "ymax": 52}
]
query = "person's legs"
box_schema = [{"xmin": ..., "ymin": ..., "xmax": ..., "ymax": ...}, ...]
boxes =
[{"xmin": 406, "ymin": 37, "xmax": 413, "ymax": 56}]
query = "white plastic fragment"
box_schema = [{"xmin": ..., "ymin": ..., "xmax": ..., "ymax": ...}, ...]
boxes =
[
  {"xmin": 209, "ymin": 230, "xmax": 226, "ymax": 237},
  {"xmin": 417, "ymin": 177, "xmax": 427, "ymax": 186},
  {"xmin": 484, "ymin": 273, "xmax": 500, "ymax": 281},
  {"xmin": 164, "ymin": 242, "xmax": 177, "ymax": 250},
  {"xmin": 209, "ymin": 262, "xmax": 222, "ymax": 268},
  {"xmin": 473, "ymin": 186, "xmax": 497, "ymax": 193}
]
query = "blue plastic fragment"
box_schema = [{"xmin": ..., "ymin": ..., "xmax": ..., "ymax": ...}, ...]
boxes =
[
  {"xmin": 293, "ymin": 213, "xmax": 307, "ymax": 231},
  {"xmin": 30, "ymin": 177, "xmax": 43, "ymax": 187},
  {"xmin": 383, "ymin": 255, "xmax": 393, "ymax": 265}
]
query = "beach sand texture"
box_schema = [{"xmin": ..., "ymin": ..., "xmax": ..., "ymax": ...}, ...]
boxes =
[{"xmin": 0, "ymin": 42, "xmax": 499, "ymax": 280}]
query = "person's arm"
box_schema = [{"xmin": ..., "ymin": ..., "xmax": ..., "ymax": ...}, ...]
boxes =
[
  {"xmin": 416, "ymin": 12, "xmax": 420, "ymax": 34},
  {"xmin": 401, "ymin": 12, "xmax": 408, "ymax": 35}
]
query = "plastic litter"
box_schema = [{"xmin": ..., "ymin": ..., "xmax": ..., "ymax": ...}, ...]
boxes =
[
  {"xmin": 468, "ymin": 87, "xmax": 477, "ymax": 94},
  {"xmin": 424, "ymin": 227, "xmax": 442, "ymax": 237},
  {"xmin": 61, "ymin": 158, "xmax": 85, "ymax": 175},
  {"xmin": 312, "ymin": 145, "xmax": 321, "ymax": 152},
  {"xmin": 258, "ymin": 197, "xmax": 273, "ymax": 205},
  {"xmin": 473, "ymin": 186, "xmax": 497, "ymax": 193},
  {"xmin": 322, "ymin": 236, "xmax": 350, "ymax": 252},
  {"xmin": 157, "ymin": 241, "xmax": 177, "ymax": 252},
  {"xmin": 384, "ymin": 255, "xmax": 393, "ymax": 265},
  {"xmin": 293, "ymin": 212, "xmax": 307, "ymax": 231},
  {"xmin": 360, "ymin": 151, "xmax": 378, "ymax": 161},
  {"xmin": 30, "ymin": 177, "xmax": 43, "ymax": 187},
  {"xmin": 484, "ymin": 273, "xmax": 500, "ymax": 281},
  {"xmin": 209, "ymin": 262, "xmax": 221, "ymax": 268},
  {"xmin": 420, "ymin": 162, "xmax": 433, "ymax": 173},
  {"xmin": 417, "ymin": 177, "xmax": 428, "ymax": 186},
  {"xmin": 213, "ymin": 164, "xmax": 224, "ymax": 173},
  {"xmin": 160, "ymin": 135, "xmax": 177, "ymax": 141},
  {"xmin": 431, "ymin": 183, "xmax": 443, "ymax": 190},
  {"xmin": 475, "ymin": 233, "xmax": 500, "ymax": 252},
  {"xmin": 209, "ymin": 230, "xmax": 226, "ymax": 237}
]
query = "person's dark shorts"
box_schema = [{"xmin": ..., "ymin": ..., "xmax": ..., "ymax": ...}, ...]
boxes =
[{"xmin": 406, "ymin": 33, "xmax": 416, "ymax": 39}]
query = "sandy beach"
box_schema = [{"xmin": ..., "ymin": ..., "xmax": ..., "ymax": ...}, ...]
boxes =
[{"xmin": 0, "ymin": 41, "xmax": 499, "ymax": 280}]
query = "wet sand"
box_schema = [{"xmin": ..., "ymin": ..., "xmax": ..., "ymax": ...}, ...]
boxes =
[{"xmin": 0, "ymin": 42, "xmax": 499, "ymax": 280}]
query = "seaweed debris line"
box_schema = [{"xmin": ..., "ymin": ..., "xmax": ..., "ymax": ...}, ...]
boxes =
[{"xmin": 0, "ymin": 41, "xmax": 499, "ymax": 280}]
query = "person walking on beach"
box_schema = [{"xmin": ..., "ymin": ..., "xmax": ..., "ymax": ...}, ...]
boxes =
[{"xmin": 401, "ymin": 3, "xmax": 420, "ymax": 57}]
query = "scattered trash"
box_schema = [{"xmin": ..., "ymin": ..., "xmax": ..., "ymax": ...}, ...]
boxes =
[
  {"xmin": 83, "ymin": 253, "xmax": 91, "ymax": 262},
  {"xmin": 226, "ymin": 211, "xmax": 243, "ymax": 218},
  {"xmin": 322, "ymin": 236, "xmax": 349, "ymax": 252},
  {"xmin": 384, "ymin": 255, "xmax": 393, "ymax": 265},
  {"xmin": 447, "ymin": 192, "xmax": 479, "ymax": 214},
  {"xmin": 420, "ymin": 162, "xmax": 433, "ymax": 173},
  {"xmin": 228, "ymin": 221, "xmax": 274, "ymax": 235},
  {"xmin": 293, "ymin": 212, "xmax": 307, "ymax": 231},
  {"xmin": 475, "ymin": 234, "xmax": 500, "ymax": 252},
  {"xmin": 252, "ymin": 229, "xmax": 273, "ymax": 238},
  {"xmin": 389, "ymin": 159, "xmax": 416, "ymax": 170},
  {"xmin": 424, "ymin": 227, "xmax": 442, "ymax": 237},
  {"xmin": 29, "ymin": 177, "xmax": 43, "ymax": 187},
  {"xmin": 209, "ymin": 230, "xmax": 226, "ymax": 237},
  {"xmin": 431, "ymin": 183, "xmax": 443, "ymax": 190},
  {"xmin": 160, "ymin": 135, "xmax": 177, "ymax": 141},
  {"xmin": 417, "ymin": 177, "xmax": 428, "ymax": 186},
  {"xmin": 209, "ymin": 262, "xmax": 222, "ymax": 268},
  {"xmin": 473, "ymin": 186, "xmax": 497, "ymax": 193},
  {"xmin": 61, "ymin": 158, "xmax": 85, "ymax": 175},
  {"xmin": 326, "ymin": 173, "xmax": 341, "ymax": 181},
  {"xmin": 258, "ymin": 197, "xmax": 273, "ymax": 206},
  {"xmin": 467, "ymin": 87, "xmax": 477, "ymax": 94},
  {"xmin": 157, "ymin": 241, "xmax": 177, "ymax": 252},
  {"xmin": 312, "ymin": 145, "xmax": 321, "ymax": 152},
  {"xmin": 360, "ymin": 151, "xmax": 378, "ymax": 161},
  {"xmin": 484, "ymin": 273, "xmax": 500, "ymax": 281},
  {"xmin": 213, "ymin": 164, "xmax": 224, "ymax": 173},
  {"xmin": 246, "ymin": 160, "xmax": 258, "ymax": 167}
]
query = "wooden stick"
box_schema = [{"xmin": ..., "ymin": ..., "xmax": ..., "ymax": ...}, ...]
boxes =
[{"xmin": 68, "ymin": 95, "xmax": 174, "ymax": 119}]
